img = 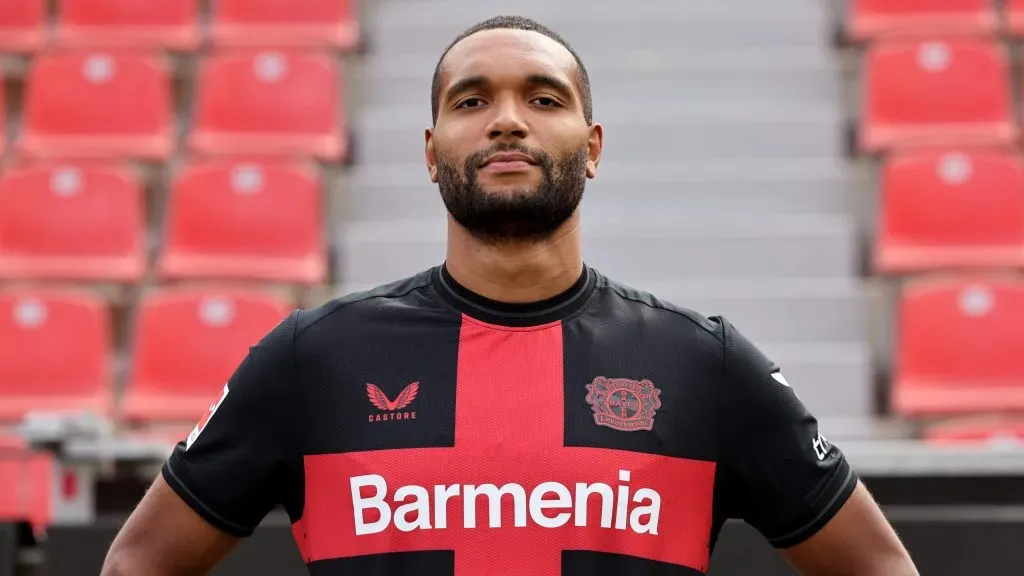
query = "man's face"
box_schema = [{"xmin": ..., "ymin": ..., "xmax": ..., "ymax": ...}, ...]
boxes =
[{"xmin": 426, "ymin": 29, "xmax": 602, "ymax": 244}]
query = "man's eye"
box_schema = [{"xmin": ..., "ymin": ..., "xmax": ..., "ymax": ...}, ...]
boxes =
[
  {"xmin": 456, "ymin": 98, "xmax": 485, "ymax": 109},
  {"xmin": 532, "ymin": 97, "xmax": 560, "ymax": 107}
]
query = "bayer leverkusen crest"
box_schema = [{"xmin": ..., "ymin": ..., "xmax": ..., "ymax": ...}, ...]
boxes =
[{"xmin": 585, "ymin": 377, "xmax": 662, "ymax": 432}]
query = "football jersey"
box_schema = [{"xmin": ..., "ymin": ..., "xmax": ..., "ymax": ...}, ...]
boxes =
[{"xmin": 163, "ymin": 264, "xmax": 857, "ymax": 576}]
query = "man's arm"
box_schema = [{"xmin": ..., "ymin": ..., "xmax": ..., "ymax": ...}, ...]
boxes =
[
  {"xmin": 715, "ymin": 317, "xmax": 918, "ymax": 576},
  {"xmin": 101, "ymin": 476, "xmax": 239, "ymax": 576},
  {"xmin": 781, "ymin": 481, "xmax": 917, "ymax": 576},
  {"xmin": 102, "ymin": 311, "xmax": 302, "ymax": 576}
]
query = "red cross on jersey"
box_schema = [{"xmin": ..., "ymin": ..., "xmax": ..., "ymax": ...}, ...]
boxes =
[{"xmin": 163, "ymin": 266, "xmax": 858, "ymax": 576}]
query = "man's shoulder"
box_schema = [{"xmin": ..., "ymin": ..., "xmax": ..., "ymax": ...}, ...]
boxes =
[
  {"xmin": 294, "ymin": 268, "xmax": 437, "ymax": 337},
  {"xmin": 593, "ymin": 271, "xmax": 727, "ymax": 347}
]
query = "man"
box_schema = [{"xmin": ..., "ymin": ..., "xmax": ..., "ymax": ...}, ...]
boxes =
[{"xmin": 102, "ymin": 15, "xmax": 918, "ymax": 576}]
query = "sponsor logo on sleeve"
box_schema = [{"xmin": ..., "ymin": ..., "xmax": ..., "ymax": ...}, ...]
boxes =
[
  {"xmin": 186, "ymin": 383, "xmax": 230, "ymax": 451},
  {"xmin": 812, "ymin": 431, "xmax": 832, "ymax": 461}
]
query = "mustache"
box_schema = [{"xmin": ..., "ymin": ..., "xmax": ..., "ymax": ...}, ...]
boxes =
[{"xmin": 466, "ymin": 143, "xmax": 552, "ymax": 170}]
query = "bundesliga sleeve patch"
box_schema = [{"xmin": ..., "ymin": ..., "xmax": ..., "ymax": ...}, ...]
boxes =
[{"xmin": 186, "ymin": 383, "xmax": 231, "ymax": 451}]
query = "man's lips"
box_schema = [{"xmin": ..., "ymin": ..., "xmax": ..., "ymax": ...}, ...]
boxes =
[{"xmin": 480, "ymin": 152, "xmax": 536, "ymax": 173}]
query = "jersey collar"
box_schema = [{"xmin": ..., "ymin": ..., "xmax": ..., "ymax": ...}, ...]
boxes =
[{"xmin": 433, "ymin": 263, "xmax": 595, "ymax": 327}]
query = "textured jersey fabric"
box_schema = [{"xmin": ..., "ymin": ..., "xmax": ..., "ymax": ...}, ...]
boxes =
[{"xmin": 163, "ymin": 264, "xmax": 857, "ymax": 576}]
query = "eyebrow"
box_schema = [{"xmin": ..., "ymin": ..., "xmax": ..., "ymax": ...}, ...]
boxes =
[
  {"xmin": 444, "ymin": 75, "xmax": 490, "ymax": 103},
  {"xmin": 444, "ymin": 73, "xmax": 576, "ymax": 104},
  {"xmin": 524, "ymin": 74, "xmax": 574, "ymax": 100}
]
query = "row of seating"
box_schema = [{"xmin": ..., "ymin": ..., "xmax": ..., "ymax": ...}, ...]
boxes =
[
  {"xmin": 846, "ymin": 0, "xmax": 1024, "ymax": 42},
  {"xmin": 0, "ymin": 162, "xmax": 326, "ymax": 284},
  {"xmin": 0, "ymin": 277, "xmax": 1019, "ymax": 424},
  {"xmin": 0, "ymin": 50, "xmax": 348, "ymax": 162},
  {"xmin": 0, "ymin": 38, "xmax": 1019, "ymax": 162},
  {"xmin": 0, "ymin": 0, "xmax": 359, "ymax": 52},
  {"xmin": 9, "ymin": 147, "xmax": 1022, "ymax": 286},
  {"xmin": 0, "ymin": 287, "xmax": 289, "ymax": 426}
]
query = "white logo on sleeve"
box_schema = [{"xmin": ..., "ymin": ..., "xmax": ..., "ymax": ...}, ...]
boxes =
[
  {"xmin": 186, "ymin": 384, "xmax": 231, "ymax": 451},
  {"xmin": 771, "ymin": 372, "xmax": 790, "ymax": 387},
  {"xmin": 812, "ymin": 432, "xmax": 832, "ymax": 461}
]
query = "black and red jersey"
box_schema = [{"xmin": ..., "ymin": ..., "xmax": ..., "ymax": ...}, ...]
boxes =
[{"xmin": 163, "ymin": 264, "xmax": 857, "ymax": 576}]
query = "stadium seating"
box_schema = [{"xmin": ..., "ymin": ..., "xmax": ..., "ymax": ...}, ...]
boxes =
[
  {"xmin": 892, "ymin": 278, "xmax": 1024, "ymax": 416},
  {"xmin": 858, "ymin": 39, "xmax": 1016, "ymax": 154},
  {"xmin": 18, "ymin": 51, "xmax": 174, "ymax": 161},
  {"xmin": 157, "ymin": 161, "xmax": 326, "ymax": 284},
  {"xmin": 0, "ymin": 290, "xmax": 111, "ymax": 423},
  {"xmin": 874, "ymin": 149, "xmax": 1024, "ymax": 273},
  {"xmin": 925, "ymin": 416, "xmax": 1024, "ymax": 445},
  {"xmin": 210, "ymin": 0, "xmax": 359, "ymax": 50},
  {"xmin": 121, "ymin": 288, "xmax": 291, "ymax": 424},
  {"xmin": 0, "ymin": 437, "xmax": 52, "ymax": 536},
  {"xmin": 54, "ymin": 0, "xmax": 200, "ymax": 51},
  {"xmin": 188, "ymin": 51, "xmax": 347, "ymax": 161},
  {"xmin": 0, "ymin": 0, "xmax": 46, "ymax": 53},
  {"xmin": 0, "ymin": 165, "xmax": 146, "ymax": 282},
  {"xmin": 846, "ymin": 0, "xmax": 997, "ymax": 42}
]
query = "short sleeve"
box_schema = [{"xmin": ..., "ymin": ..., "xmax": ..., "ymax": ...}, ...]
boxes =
[
  {"xmin": 161, "ymin": 310, "xmax": 301, "ymax": 538},
  {"xmin": 716, "ymin": 317, "xmax": 858, "ymax": 549}
]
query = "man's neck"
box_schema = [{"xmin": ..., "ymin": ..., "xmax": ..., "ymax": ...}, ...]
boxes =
[{"xmin": 444, "ymin": 214, "xmax": 584, "ymax": 304}]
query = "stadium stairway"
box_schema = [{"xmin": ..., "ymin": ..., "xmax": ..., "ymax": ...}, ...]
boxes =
[{"xmin": 337, "ymin": 0, "xmax": 876, "ymax": 437}]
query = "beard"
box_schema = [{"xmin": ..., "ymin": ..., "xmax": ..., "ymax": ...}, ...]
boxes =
[{"xmin": 436, "ymin": 142, "xmax": 588, "ymax": 244}]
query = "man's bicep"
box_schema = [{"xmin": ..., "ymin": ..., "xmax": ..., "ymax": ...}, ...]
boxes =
[
  {"xmin": 102, "ymin": 475, "xmax": 240, "ymax": 576},
  {"xmin": 717, "ymin": 318, "xmax": 857, "ymax": 545},
  {"xmin": 781, "ymin": 481, "xmax": 918, "ymax": 576},
  {"xmin": 162, "ymin": 310, "xmax": 302, "ymax": 537}
]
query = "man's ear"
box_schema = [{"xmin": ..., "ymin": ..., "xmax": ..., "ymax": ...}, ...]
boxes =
[
  {"xmin": 586, "ymin": 123, "xmax": 603, "ymax": 179},
  {"xmin": 425, "ymin": 128, "xmax": 439, "ymax": 183}
]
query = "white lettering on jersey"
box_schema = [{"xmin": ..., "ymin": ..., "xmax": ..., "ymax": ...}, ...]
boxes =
[
  {"xmin": 186, "ymin": 384, "xmax": 230, "ymax": 451},
  {"xmin": 350, "ymin": 470, "xmax": 661, "ymax": 536},
  {"xmin": 812, "ymin": 432, "xmax": 832, "ymax": 461}
]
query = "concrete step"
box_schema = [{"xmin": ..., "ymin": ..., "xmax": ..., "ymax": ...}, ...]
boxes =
[
  {"xmin": 628, "ymin": 277, "xmax": 867, "ymax": 342},
  {"xmin": 756, "ymin": 341, "xmax": 874, "ymax": 419},
  {"xmin": 365, "ymin": 48, "xmax": 839, "ymax": 107},
  {"xmin": 334, "ymin": 215, "xmax": 857, "ymax": 285},
  {"xmin": 371, "ymin": 1, "xmax": 830, "ymax": 53}
]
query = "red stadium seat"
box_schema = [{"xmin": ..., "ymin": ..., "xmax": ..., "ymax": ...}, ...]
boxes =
[
  {"xmin": 0, "ymin": 165, "xmax": 146, "ymax": 281},
  {"xmin": 874, "ymin": 150, "xmax": 1024, "ymax": 273},
  {"xmin": 0, "ymin": 440, "xmax": 52, "ymax": 535},
  {"xmin": 188, "ymin": 51, "xmax": 346, "ymax": 161},
  {"xmin": 893, "ymin": 278, "xmax": 1024, "ymax": 415},
  {"xmin": 0, "ymin": 290, "xmax": 111, "ymax": 423},
  {"xmin": 55, "ymin": 0, "xmax": 200, "ymax": 51},
  {"xmin": 1008, "ymin": 0, "xmax": 1024, "ymax": 36},
  {"xmin": 18, "ymin": 51, "xmax": 174, "ymax": 161},
  {"xmin": 122, "ymin": 288, "xmax": 291, "ymax": 423},
  {"xmin": 210, "ymin": 0, "xmax": 359, "ymax": 50},
  {"xmin": 925, "ymin": 415, "xmax": 1024, "ymax": 446},
  {"xmin": 847, "ymin": 0, "xmax": 997, "ymax": 42},
  {"xmin": 859, "ymin": 39, "xmax": 1016, "ymax": 154},
  {"xmin": 0, "ymin": 0, "xmax": 46, "ymax": 53},
  {"xmin": 158, "ymin": 161, "xmax": 326, "ymax": 284}
]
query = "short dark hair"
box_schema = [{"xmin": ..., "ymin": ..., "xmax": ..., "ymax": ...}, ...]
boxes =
[{"xmin": 430, "ymin": 15, "xmax": 593, "ymax": 126}]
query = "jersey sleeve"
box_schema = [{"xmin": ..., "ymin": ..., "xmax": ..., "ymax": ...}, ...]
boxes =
[
  {"xmin": 716, "ymin": 317, "xmax": 858, "ymax": 549},
  {"xmin": 161, "ymin": 310, "xmax": 301, "ymax": 538}
]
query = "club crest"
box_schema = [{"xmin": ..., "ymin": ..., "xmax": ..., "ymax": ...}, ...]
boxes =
[{"xmin": 585, "ymin": 377, "xmax": 662, "ymax": 432}]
